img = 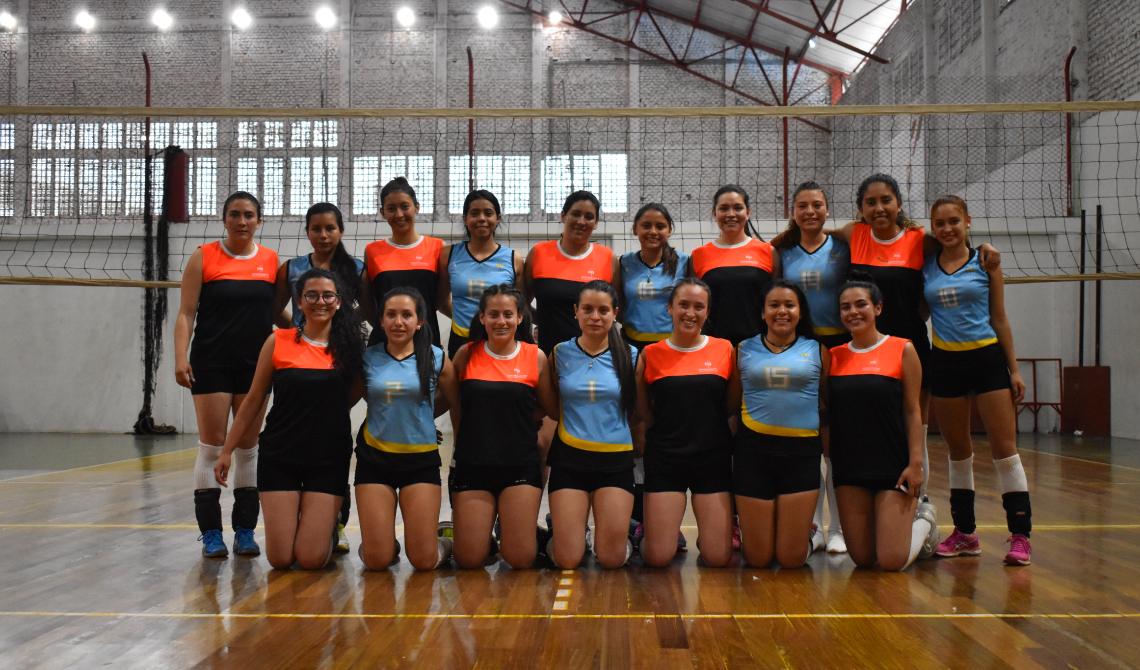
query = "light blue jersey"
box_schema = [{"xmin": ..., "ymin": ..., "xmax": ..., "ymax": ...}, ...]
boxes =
[
  {"xmin": 780, "ymin": 236, "xmax": 850, "ymax": 336},
  {"xmin": 286, "ymin": 254, "xmax": 365, "ymax": 327},
  {"xmin": 738, "ymin": 335, "xmax": 822, "ymax": 436},
  {"xmin": 923, "ymin": 250, "xmax": 998, "ymax": 351},
  {"xmin": 553, "ymin": 339, "xmax": 635, "ymax": 453},
  {"xmin": 447, "ymin": 242, "xmax": 516, "ymax": 337},
  {"xmin": 361, "ymin": 344, "xmax": 444, "ymax": 453},
  {"xmin": 619, "ymin": 250, "xmax": 689, "ymax": 343}
]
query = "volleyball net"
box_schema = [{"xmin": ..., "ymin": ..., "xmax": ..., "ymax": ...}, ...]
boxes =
[{"xmin": 0, "ymin": 100, "xmax": 1138, "ymax": 288}]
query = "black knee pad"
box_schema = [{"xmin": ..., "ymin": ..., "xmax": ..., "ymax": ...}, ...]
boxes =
[
  {"xmin": 231, "ymin": 487, "xmax": 260, "ymax": 530},
  {"xmin": 949, "ymin": 489, "xmax": 977, "ymax": 535},
  {"xmin": 1001, "ymin": 491, "xmax": 1031, "ymax": 537},
  {"xmin": 194, "ymin": 488, "xmax": 223, "ymax": 534}
]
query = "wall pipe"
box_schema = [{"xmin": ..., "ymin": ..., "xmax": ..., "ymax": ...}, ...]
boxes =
[
  {"xmin": 1078, "ymin": 208, "xmax": 1086, "ymax": 367},
  {"xmin": 467, "ymin": 46, "xmax": 474, "ymax": 192},
  {"xmin": 1064, "ymin": 46, "xmax": 1076, "ymax": 216},
  {"xmin": 1095, "ymin": 204, "xmax": 1102, "ymax": 367}
]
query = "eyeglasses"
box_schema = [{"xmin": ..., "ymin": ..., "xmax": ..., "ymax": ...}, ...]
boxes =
[{"xmin": 302, "ymin": 291, "xmax": 340, "ymax": 304}]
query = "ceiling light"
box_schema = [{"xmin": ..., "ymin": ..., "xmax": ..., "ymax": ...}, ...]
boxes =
[
  {"xmin": 548, "ymin": 10, "xmax": 562, "ymax": 24},
  {"xmin": 315, "ymin": 6, "xmax": 336, "ymax": 29},
  {"xmin": 808, "ymin": 37, "xmax": 818, "ymax": 48},
  {"xmin": 231, "ymin": 8, "xmax": 252, "ymax": 30},
  {"xmin": 75, "ymin": 10, "xmax": 95, "ymax": 31},
  {"xmin": 477, "ymin": 6, "xmax": 498, "ymax": 28},
  {"xmin": 0, "ymin": 12, "xmax": 16, "ymax": 30},
  {"xmin": 396, "ymin": 7, "xmax": 415, "ymax": 27},
  {"xmin": 152, "ymin": 9, "xmax": 173, "ymax": 31}
]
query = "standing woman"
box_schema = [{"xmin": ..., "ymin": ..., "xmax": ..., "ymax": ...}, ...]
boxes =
[
  {"xmin": 449, "ymin": 285, "xmax": 555, "ymax": 569},
  {"xmin": 635, "ymin": 278, "xmax": 736, "ymax": 568},
  {"xmin": 924, "ymin": 196, "xmax": 1032, "ymax": 566},
  {"xmin": 775, "ymin": 182, "xmax": 850, "ymax": 555},
  {"xmin": 361, "ymin": 177, "xmax": 444, "ymax": 347},
  {"xmin": 545, "ymin": 281, "xmax": 638, "ymax": 569},
  {"xmin": 688, "ymin": 185, "xmax": 780, "ymax": 347},
  {"xmin": 438, "ymin": 190, "xmax": 523, "ymax": 359},
  {"xmin": 828, "ymin": 275, "xmax": 939, "ymax": 571},
  {"xmin": 523, "ymin": 191, "xmax": 620, "ymax": 356},
  {"xmin": 214, "ymin": 268, "xmax": 364, "ymax": 569},
  {"xmin": 355, "ymin": 288, "xmax": 458, "ymax": 571},
  {"xmin": 733, "ymin": 280, "xmax": 829, "ymax": 569},
  {"xmin": 272, "ymin": 202, "xmax": 365, "ymax": 554},
  {"xmin": 174, "ymin": 191, "xmax": 277, "ymax": 558}
]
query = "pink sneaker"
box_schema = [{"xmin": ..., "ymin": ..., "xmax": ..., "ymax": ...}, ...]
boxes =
[
  {"xmin": 1004, "ymin": 534, "xmax": 1032, "ymax": 566},
  {"xmin": 935, "ymin": 528, "xmax": 981, "ymax": 557},
  {"xmin": 731, "ymin": 521, "xmax": 742, "ymax": 551}
]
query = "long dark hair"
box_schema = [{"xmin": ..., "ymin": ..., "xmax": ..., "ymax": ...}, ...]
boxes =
[
  {"xmin": 466, "ymin": 284, "xmax": 535, "ymax": 345},
  {"xmin": 759, "ymin": 278, "xmax": 816, "ymax": 340},
  {"xmin": 779, "ymin": 181, "xmax": 828, "ymax": 250},
  {"xmin": 575, "ymin": 280, "xmax": 635, "ymax": 423},
  {"xmin": 380, "ymin": 286, "xmax": 438, "ymax": 400},
  {"xmin": 666, "ymin": 276, "xmax": 711, "ymax": 307},
  {"xmin": 839, "ymin": 270, "xmax": 885, "ymax": 307},
  {"xmin": 223, "ymin": 191, "xmax": 261, "ymax": 220},
  {"xmin": 562, "ymin": 190, "xmax": 601, "ymax": 217},
  {"xmin": 305, "ymin": 202, "xmax": 360, "ymax": 307},
  {"xmin": 462, "ymin": 190, "xmax": 502, "ymax": 240},
  {"xmin": 855, "ymin": 173, "xmax": 921, "ymax": 230},
  {"xmin": 380, "ymin": 176, "xmax": 419, "ymax": 209},
  {"xmin": 713, "ymin": 184, "xmax": 763, "ymax": 240},
  {"xmin": 633, "ymin": 202, "xmax": 680, "ymax": 278},
  {"xmin": 293, "ymin": 267, "xmax": 365, "ymax": 379}
]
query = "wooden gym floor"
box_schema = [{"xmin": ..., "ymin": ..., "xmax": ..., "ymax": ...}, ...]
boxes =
[{"xmin": 1, "ymin": 432, "xmax": 1138, "ymax": 669}]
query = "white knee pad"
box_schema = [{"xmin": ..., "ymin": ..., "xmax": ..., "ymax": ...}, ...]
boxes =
[
  {"xmin": 230, "ymin": 444, "xmax": 259, "ymax": 489},
  {"xmin": 994, "ymin": 454, "xmax": 1028, "ymax": 494},
  {"xmin": 948, "ymin": 455, "xmax": 975, "ymax": 490},
  {"xmin": 194, "ymin": 442, "xmax": 223, "ymax": 490}
]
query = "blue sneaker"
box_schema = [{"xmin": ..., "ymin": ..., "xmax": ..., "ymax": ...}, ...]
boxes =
[
  {"xmin": 232, "ymin": 527, "xmax": 261, "ymax": 556},
  {"xmin": 201, "ymin": 530, "xmax": 229, "ymax": 558}
]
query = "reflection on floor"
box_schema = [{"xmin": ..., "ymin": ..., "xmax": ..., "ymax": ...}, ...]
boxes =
[{"xmin": 0, "ymin": 431, "xmax": 1137, "ymax": 668}]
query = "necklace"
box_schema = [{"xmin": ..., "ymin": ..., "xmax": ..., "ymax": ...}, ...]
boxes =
[{"xmin": 763, "ymin": 335, "xmax": 794, "ymax": 353}]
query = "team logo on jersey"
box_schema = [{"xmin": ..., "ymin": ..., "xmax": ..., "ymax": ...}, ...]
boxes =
[
  {"xmin": 936, "ymin": 287, "xmax": 960, "ymax": 309},
  {"xmin": 507, "ymin": 365, "xmax": 528, "ymax": 380},
  {"xmin": 637, "ymin": 280, "xmax": 657, "ymax": 301},
  {"xmin": 862, "ymin": 358, "xmax": 881, "ymax": 373},
  {"xmin": 800, "ymin": 270, "xmax": 823, "ymax": 291},
  {"xmin": 384, "ymin": 381, "xmax": 402, "ymax": 404},
  {"xmin": 742, "ymin": 254, "xmax": 758, "ymax": 266},
  {"xmin": 467, "ymin": 278, "xmax": 487, "ymax": 299},
  {"xmin": 698, "ymin": 359, "xmax": 720, "ymax": 373}
]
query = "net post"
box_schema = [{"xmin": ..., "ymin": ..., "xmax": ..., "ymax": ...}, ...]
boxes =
[
  {"xmin": 1095, "ymin": 204, "xmax": 1102, "ymax": 367},
  {"xmin": 1078, "ymin": 209, "xmax": 1086, "ymax": 367}
]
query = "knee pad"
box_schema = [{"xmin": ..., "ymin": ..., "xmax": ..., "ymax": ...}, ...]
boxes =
[
  {"xmin": 230, "ymin": 444, "xmax": 259, "ymax": 489},
  {"xmin": 194, "ymin": 442, "xmax": 223, "ymax": 490}
]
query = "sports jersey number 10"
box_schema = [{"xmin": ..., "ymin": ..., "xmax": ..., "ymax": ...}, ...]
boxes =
[{"xmin": 764, "ymin": 366, "xmax": 790, "ymax": 389}]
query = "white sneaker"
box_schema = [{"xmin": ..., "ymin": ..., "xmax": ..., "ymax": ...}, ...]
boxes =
[
  {"xmin": 809, "ymin": 525, "xmax": 825, "ymax": 553},
  {"xmin": 826, "ymin": 531, "xmax": 847, "ymax": 554},
  {"xmin": 915, "ymin": 500, "xmax": 940, "ymax": 560}
]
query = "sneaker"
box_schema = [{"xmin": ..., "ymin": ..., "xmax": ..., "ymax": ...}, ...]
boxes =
[
  {"xmin": 390, "ymin": 539, "xmax": 402, "ymax": 567},
  {"xmin": 826, "ymin": 531, "xmax": 847, "ymax": 554},
  {"xmin": 585, "ymin": 524, "xmax": 594, "ymax": 555},
  {"xmin": 200, "ymin": 530, "xmax": 229, "ymax": 558},
  {"xmin": 232, "ymin": 527, "xmax": 260, "ymax": 556},
  {"xmin": 437, "ymin": 520, "xmax": 454, "ymax": 541},
  {"xmin": 1004, "ymin": 534, "xmax": 1032, "ymax": 566},
  {"xmin": 677, "ymin": 530, "xmax": 688, "ymax": 551},
  {"xmin": 731, "ymin": 520, "xmax": 741, "ymax": 552},
  {"xmin": 915, "ymin": 500, "xmax": 940, "ymax": 560},
  {"xmin": 628, "ymin": 521, "xmax": 644, "ymax": 553},
  {"xmin": 935, "ymin": 528, "xmax": 981, "ymax": 558},
  {"xmin": 536, "ymin": 525, "xmax": 552, "ymax": 558},
  {"xmin": 333, "ymin": 523, "xmax": 350, "ymax": 554},
  {"xmin": 809, "ymin": 524, "xmax": 825, "ymax": 553}
]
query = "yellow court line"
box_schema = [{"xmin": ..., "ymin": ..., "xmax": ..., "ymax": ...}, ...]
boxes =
[
  {"xmin": 2, "ymin": 523, "xmax": 1137, "ymax": 531},
  {"xmin": 0, "ymin": 611, "xmax": 1138, "ymax": 621}
]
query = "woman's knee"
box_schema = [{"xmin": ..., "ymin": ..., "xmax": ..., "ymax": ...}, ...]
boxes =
[
  {"xmin": 500, "ymin": 547, "xmax": 536, "ymax": 569},
  {"xmin": 360, "ymin": 545, "xmax": 396, "ymax": 571},
  {"xmin": 267, "ymin": 551, "xmax": 295, "ymax": 570},
  {"xmin": 295, "ymin": 548, "xmax": 330, "ymax": 570},
  {"xmin": 742, "ymin": 545, "xmax": 773, "ymax": 569},
  {"xmin": 775, "ymin": 547, "xmax": 808, "ymax": 570},
  {"xmin": 699, "ymin": 545, "xmax": 732, "ymax": 568}
]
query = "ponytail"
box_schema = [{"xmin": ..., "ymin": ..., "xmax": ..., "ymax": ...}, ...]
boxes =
[
  {"xmin": 576, "ymin": 280, "xmax": 635, "ymax": 424},
  {"xmin": 633, "ymin": 202, "xmax": 680, "ymax": 278},
  {"xmin": 380, "ymin": 286, "xmax": 438, "ymax": 400},
  {"xmin": 305, "ymin": 203, "xmax": 360, "ymax": 307}
]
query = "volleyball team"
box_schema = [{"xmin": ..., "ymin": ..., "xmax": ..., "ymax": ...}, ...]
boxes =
[{"xmin": 173, "ymin": 171, "xmax": 1033, "ymax": 574}]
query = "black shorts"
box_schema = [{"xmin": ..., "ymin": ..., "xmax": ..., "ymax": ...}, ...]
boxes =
[
  {"xmin": 449, "ymin": 462, "xmax": 543, "ymax": 496},
  {"xmin": 189, "ymin": 365, "xmax": 256, "ymax": 396},
  {"xmin": 733, "ymin": 448, "xmax": 821, "ymax": 501},
  {"xmin": 833, "ymin": 477, "xmax": 907, "ymax": 493},
  {"xmin": 915, "ymin": 338, "xmax": 932, "ymax": 390},
  {"xmin": 548, "ymin": 467, "xmax": 635, "ymax": 495},
  {"xmin": 815, "ymin": 332, "xmax": 852, "ymax": 350},
  {"xmin": 447, "ymin": 332, "xmax": 470, "ymax": 359},
  {"xmin": 257, "ymin": 455, "xmax": 350, "ymax": 497},
  {"xmin": 930, "ymin": 343, "xmax": 1012, "ymax": 398},
  {"xmin": 644, "ymin": 452, "xmax": 733, "ymax": 495},
  {"xmin": 354, "ymin": 459, "xmax": 441, "ymax": 490}
]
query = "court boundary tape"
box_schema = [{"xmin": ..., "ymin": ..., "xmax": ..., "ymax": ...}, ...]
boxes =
[{"xmin": 0, "ymin": 611, "xmax": 1137, "ymax": 621}]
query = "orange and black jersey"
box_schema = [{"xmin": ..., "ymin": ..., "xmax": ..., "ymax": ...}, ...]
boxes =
[
  {"xmin": 454, "ymin": 341, "xmax": 542, "ymax": 467},
  {"xmin": 828, "ymin": 336, "xmax": 910, "ymax": 483},
  {"xmin": 688, "ymin": 238, "xmax": 774, "ymax": 346},
  {"xmin": 848, "ymin": 224, "xmax": 929, "ymax": 350},
  {"xmin": 641, "ymin": 337, "xmax": 734, "ymax": 466},
  {"xmin": 191, "ymin": 241, "xmax": 278, "ymax": 371},
  {"xmin": 530, "ymin": 240, "xmax": 614, "ymax": 355},
  {"xmin": 365, "ymin": 236, "xmax": 444, "ymax": 347},
  {"xmin": 259, "ymin": 329, "xmax": 353, "ymax": 466}
]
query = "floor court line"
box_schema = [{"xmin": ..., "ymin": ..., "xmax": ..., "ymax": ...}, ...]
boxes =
[
  {"xmin": 1, "ymin": 611, "xmax": 1138, "ymax": 621},
  {"xmin": 2, "ymin": 523, "xmax": 1137, "ymax": 530}
]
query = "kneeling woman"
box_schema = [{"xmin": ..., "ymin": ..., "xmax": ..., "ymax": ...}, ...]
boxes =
[
  {"xmin": 355, "ymin": 288, "xmax": 458, "ymax": 570},
  {"xmin": 545, "ymin": 281, "xmax": 639, "ymax": 569},
  {"xmin": 828, "ymin": 275, "xmax": 939, "ymax": 571},
  {"xmin": 734, "ymin": 279, "xmax": 829, "ymax": 569},
  {"xmin": 214, "ymin": 267, "xmax": 363, "ymax": 569},
  {"xmin": 635, "ymin": 278, "xmax": 736, "ymax": 568},
  {"xmin": 450, "ymin": 285, "xmax": 555, "ymax": 568}
]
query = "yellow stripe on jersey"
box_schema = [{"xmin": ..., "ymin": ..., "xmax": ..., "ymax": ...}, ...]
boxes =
[
  {"xmin": 932, "ymin": 333, "xmax": 999, "ymax": 352},
  {"xmin": 812, "ymin": 326, "xmax": 847, "ymax": 336},
  {"xmin": 622, "ymin": 324, "xmax": 670, "ymax": 343},
  {"xmin": 363, "ymin": 424, "xmax": 437, "ymax": 454},
  {"xmin": 451, "ymin": 321, "xmax": 470, "ymax": 338},
  {"xmin": 740, "ymin": 408, "xmax": 820, "ymax": 438},
  {"xmin": 556, "ymin": 420, "xmax": 632, "ymax": 452}
]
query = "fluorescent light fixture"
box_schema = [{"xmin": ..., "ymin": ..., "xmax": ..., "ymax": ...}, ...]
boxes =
[
  {"xmin": 396, "ymin": 7, "xmax": 415, "ymax": 27},
  {"xmin": 315, "ymin": 6, "xmax": 336, "ymax": 28},
  {"xmin": 231, "ymin": 8, "xmax": 252, "ymax": 30},
  {"xmin": 548, "ymin": 10, "xmax": 562, "ymax": 24},
  {"xmin": 0, "ymin": 12, "xmax": 15, "ymax": 30},
  {"xmin": 477, "ymin": 5, "xmax": 498, "ymax": 28},
  {"xmin": 808, "ymin": 37, "xmax": 818, "ymax": 48},
  {"xmin": 75, "ymin": 10, "xmax": 95, "ymax": 31},
  {"xmin": 152, "ymin": 9, "xmax": 173, "ymax": 31}
]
